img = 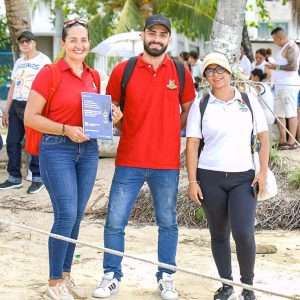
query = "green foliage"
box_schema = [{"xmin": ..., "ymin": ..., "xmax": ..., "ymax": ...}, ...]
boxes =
[
  {"xmin": 0, "ymin": 14, "xmax": 11, "ymax": 87},
  {"xmin": 195, "ymin": 206, "xmax": 206, "ymax": 222},
  {"xmin": 0, "ymin": 66, "xmax": 11, "ymax": 87},
  {"xmin": 0, "ymin": 14, "xmax": 10, "ymax": 49},
  {"xmin": 269, "ymin": 146, "xmax": 282, "ymax": 169},
  {"xmin": 115, "ymin": 0, "xmax": 144, "ymax": 33},
  {"xmin": 30, "ymin": 0, "xmax": 103, "ymax": 20},
  {"xmin": 85, "ymin": 11, "xmax": 115, "ymax": 67},
  {"xmin": 156, "ymin": 0, "xmax": 216, "ymax": 40},
  {"xmin": 288, "ymin": 168, "xmax": 300, "ymax": 189},
  {"xmin": 256, "ymin": 0, "xmax": 270, "ymax": 23}
]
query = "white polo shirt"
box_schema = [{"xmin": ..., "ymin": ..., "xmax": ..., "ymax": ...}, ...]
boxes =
[{"xmin": 186, "ymin": 87, "xmax": 268, "ymax": 172}]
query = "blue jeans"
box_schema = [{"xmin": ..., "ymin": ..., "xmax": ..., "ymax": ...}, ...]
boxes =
[
  {"xmin": 7, "ymin": 100, "xmax": 42, "ymax": 183},
  {"xmin": 39, "ymin": 134, "xmax": 99, "ymax": 279},
  {"xmin": 103, "ymin": 166, "xmax": 179, "ymax": 281}
]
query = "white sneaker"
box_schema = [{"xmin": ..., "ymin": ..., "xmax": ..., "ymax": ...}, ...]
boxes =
[
  {"xmin": 64, "ymin": 276, "xmax": 87, "ymax": 299},
  {"xmin": 46, "ymin": 282, "xmax": 75, "ymax": 300},
  {"xmin": 157, "ymin": 273, "xmax": 178, "ymax": 300},
  {"xmin": 92, "ymin": 272, "xmax": 119, "ymax": 298}
]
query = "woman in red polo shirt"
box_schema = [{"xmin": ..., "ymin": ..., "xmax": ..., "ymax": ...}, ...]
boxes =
[{"xmin": 25, "ymin": 20, "xmax": 122, "ymax": 300}]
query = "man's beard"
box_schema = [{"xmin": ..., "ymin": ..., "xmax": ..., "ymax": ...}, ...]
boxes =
[{"xmin": 144, "ymin": 42, "xmax": 168, "ymax": 57}]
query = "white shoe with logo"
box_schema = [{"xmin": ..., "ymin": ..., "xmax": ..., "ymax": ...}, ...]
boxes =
[
  {"xmin": 92, "ymin": 272, "xmax": 119, "ymax": 298},
  {"xmin": 157, "ymin": 272, "xmax": 178, "ymax": 300}
]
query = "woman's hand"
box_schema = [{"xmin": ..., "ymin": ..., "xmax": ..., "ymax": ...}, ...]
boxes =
[
  {"xmin": 112, "ymin": 104, "xmax": 123, "ymax": 125},
  {"xmin": 252, "ymin": 170, "xmax": 267, "ymax": 196},
  {"xmin": 188, "ymin": 181, "xmax": 203, "ymax": 206},
  {"xmin": 65, "ymin": 125, "xmax": 89, "ymax": 143}
]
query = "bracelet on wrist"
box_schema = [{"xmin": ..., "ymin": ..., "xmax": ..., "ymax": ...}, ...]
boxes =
[
  {"xmin": 189, "ymin": 180, "xmax": 200, "ymax": 185},
  {"xmin": 276, "ymin": 64, "xmax": 280, "ymax": 70},
  {"xmin": 62, "ymin": 124, "xmax": 66, "ymax": 136}
]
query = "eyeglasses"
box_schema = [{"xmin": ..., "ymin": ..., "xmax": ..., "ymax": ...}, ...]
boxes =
[
  {"xmin": 64, "ymin": 19, "xmax": 88, "ymax": 28},
  {"xmin": 18, "ymin": 39, "xmax": 32, "ymax": 45},
  {"xmin": 204, "ymin": 66, "xmax": 226, "ymax": 77}
]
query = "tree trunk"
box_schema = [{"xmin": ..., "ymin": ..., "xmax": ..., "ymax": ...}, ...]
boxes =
[
  {"xmin": 241, "ymin": 23, "xmax": 254, "ymax": 62},
  {"xmin": 209, "ymin": 0, "xmax": 247, "ymax": 69},
  {"xmin": 4, "ymin": 0, "xmax": 31, "ymax": 62},
  {"xmin": 53, "ymin": 8, "xmax": 64, "ymax": 60}
]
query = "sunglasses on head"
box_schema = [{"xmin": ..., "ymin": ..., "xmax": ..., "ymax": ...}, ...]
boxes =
[
  {"xmin": 204, "ymin": 66, "xmax": 226, "ymax": 77},
  {"xmin": 64, "ymin": 19, "xmax": 88, "ymax": 28}
]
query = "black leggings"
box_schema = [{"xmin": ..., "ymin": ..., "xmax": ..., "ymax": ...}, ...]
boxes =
[{"xmin": 197, "ymin": 168, "xmax": 256, "ymax": 285}]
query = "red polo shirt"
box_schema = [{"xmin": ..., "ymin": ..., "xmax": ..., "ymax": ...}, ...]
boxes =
[
  {"xmin": 31, "ymin": 58, "xmax": 100, "ymax": 126},
  {"xmin": 106, "ymin": 54, "xmax": 195, "ymax": 169}
]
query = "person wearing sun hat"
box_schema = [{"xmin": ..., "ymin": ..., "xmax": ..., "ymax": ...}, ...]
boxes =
[{"xmin": 186, "ymin": 52, "xmax": 270, "ymax": 300}]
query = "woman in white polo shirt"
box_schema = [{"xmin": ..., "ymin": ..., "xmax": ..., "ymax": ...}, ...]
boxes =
[{"xmin": 186, "ymin": 53, "xmax": 269, "ymax": 300}]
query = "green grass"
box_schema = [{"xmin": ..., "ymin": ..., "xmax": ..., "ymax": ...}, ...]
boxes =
[
  {"xmin": 0, "ymin": 128, "xmax": 7, "ymax": 135},
  {"xmin": 288, "ymin": 168, "xmax": 300, "ymax": 189},
  {"xmin": 195, "ymin": 206, "xmax": 206, "ymax": 222}
]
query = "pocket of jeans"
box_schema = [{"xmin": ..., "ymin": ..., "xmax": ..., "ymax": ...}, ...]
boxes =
[
  {"xmin": 90, "ymin": 138, "xmax": 98, "ymax": 145},
  {"xmin": 41, "ymin": 134, "xmax": 64, "ymax": 145}
]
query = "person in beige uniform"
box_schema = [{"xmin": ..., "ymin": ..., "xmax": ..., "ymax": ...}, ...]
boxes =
[{"xmin": 266, "ymin": 27, "xmax": 300, "ymax": 150}]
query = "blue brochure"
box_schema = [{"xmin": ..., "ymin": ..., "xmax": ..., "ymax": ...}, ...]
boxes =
[{"xmin": 81, "ymin": 92, "xmax": 113, "ymax": 140}]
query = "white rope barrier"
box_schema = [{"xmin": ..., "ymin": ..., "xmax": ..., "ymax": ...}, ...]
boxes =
[
  {"xmin": 0, "ymin": 218, "xmax": 299, "ymax": 299},
  {"xmin": 248, "ymin": 82, "xmax": 300, "ymax": 148}
]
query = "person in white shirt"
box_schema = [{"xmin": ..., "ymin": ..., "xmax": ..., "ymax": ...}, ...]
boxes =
[
  {"xmin": 251, "ymin": 68, "xmax": 275, "ymax": 125},
  {"xmin": 251, "ymin": 48, "xmax": 272, "ymax": 81},
  {"xmin": 188, "ymin": 50, "xmax": 203, "ymax": 79},
  {"xmin": 266, "ymin": 48, "xmax": 275, "ymax": 64},
  {"xmin": 0, "ymin": 31, "xmax": 51, "ymax": 193},
  {"xmin": 266, "ymin": 27, "xmax": 300, "ymax": 150},
  {"xmin": 186, "ymin": 52, "xmax": 269, "ymax": 300},
  {"xmin": 239, "ymin": 46, "xmax": 252, "ymax": 78}
]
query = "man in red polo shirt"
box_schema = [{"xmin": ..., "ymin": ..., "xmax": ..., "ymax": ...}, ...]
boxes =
[{"xmin": 93, "ymin": 14, "xmax": 195, "ymax": 300}]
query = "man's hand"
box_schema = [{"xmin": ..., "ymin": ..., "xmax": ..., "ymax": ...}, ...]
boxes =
[{"xmin": 112, "ymin": 104, "xmax": 123, "ymax": 125}]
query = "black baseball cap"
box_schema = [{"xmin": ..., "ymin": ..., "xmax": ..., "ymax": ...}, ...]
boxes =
[
  {"xmin": 17, "ymin": 31, "xmax": 36, "ymax": 41},
  {"xmin": 144, "ymin": 14, "xmax": 171, "ymax": 34}
]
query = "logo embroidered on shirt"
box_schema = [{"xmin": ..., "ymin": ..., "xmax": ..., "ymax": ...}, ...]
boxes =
[
  {"xmin": 237, "ymin": 99, "xmax": 248, "ymax": 112},
  {"xmin": 166, "ymin": 80, "xmax": 177, "ymax": 90}
]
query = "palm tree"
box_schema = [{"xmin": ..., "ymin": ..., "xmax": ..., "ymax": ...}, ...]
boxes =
[
  {"xmin": 291, "ymin": 0, "xmax": 300, "ymax": 28},
  {"xmin": 102, "ymin": 0, "xmax": 216, "ymax": 40},
  {"xmin": 209, "ymin": 0, "xmax": 247, "ymax": 68},
  {"xmin": 4, "ymin": 0, "xmax": 31, "ymax": 61}
]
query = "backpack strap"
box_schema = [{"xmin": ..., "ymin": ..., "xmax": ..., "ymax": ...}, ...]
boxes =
[
  {"xmin": 240, "ymin": 92, "xmax": 253, "ymax": 122},
  {"xmin": 172, "ymin": 58, "xmax": 185, "ymax": 101},
  {"xmin": 240, "ymin": 92, "xmax": 259, "ymax": 152},
  {"xmin": 90, "ymin": 69, "xmax": 101, "ymax": 93},
  {"xmin": 120, "ymin": 56, "xmax": 138, "ymax": 111},
  {"xmin": 199, "ymin": 93, "xmax": 210, "ymax": 152},
  {"xmin": 42, "ymin": 64, "xmax": 61, "ymax": 116},
  {"xmin": 119, "ymin": 56, "xmax": 185, "ymax": 111}
]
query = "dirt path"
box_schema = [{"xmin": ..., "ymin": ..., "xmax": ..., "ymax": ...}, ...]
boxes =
[{"xmin": 0, "ymin": 155, "xmax": 300, "ymax": 299}]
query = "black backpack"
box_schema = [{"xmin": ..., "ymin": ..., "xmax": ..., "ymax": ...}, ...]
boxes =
[
  {"xmin": 119, "ymin": 56, "xmax": 185, "ymax": 111},
  {"xmin": 199, "ymin": 92, "xmax": 253, "ymax": 151}
]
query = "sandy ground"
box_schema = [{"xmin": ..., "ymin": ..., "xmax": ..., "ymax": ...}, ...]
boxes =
[{"xmin": 0, "ymin": 154, "xmax": 300, "ymax": 300}]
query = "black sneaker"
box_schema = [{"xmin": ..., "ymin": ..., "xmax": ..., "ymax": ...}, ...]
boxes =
[
  {"xmin": 27, "ymin": 182, "xmax": 45, "ymax": 194},
  {"xmin": 239, "ymin": 289, "xmax": 256, "ymax": 300},
  {"xmin": 214, "ymin": 285, "xmax": 236, "ymax": 300},
  {"xmin": 0, "ymin": 180, "xmax": 23, "ymax": 190}
]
